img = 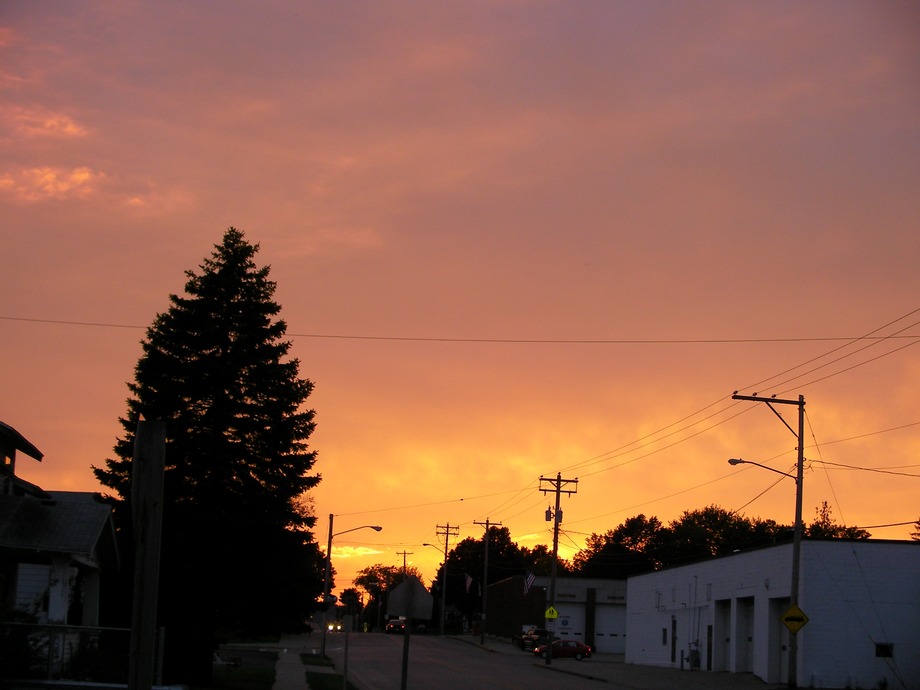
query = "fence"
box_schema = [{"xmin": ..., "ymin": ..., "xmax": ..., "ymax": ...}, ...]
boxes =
[{"xmin": 0, "ymin": 623, "xmax": 163, "ymax": 684}]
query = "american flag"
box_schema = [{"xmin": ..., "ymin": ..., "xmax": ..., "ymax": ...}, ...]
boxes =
[{"xmin": 523, "ymin": 571, "xmax": 536, "ymax": 595}]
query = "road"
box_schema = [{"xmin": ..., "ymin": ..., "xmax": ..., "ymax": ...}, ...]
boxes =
[{"xmin": 323, "ymin": 633, "xmax": 783, "ymax": 690}]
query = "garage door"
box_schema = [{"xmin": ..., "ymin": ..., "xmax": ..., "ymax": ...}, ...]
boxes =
[{"xmin": 593, "ymin": 604, "xmax": 626, "ymax": 654}]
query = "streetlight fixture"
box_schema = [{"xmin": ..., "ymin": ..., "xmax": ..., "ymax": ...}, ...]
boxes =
[
  {"xmin": 321, "ymin": 515, "xmax": 382, "ymax": 657},
  {"xmin": 728, "ymin": 458, "xmax": 795, "ymax": 480},
  {"xmin": 729, "ymin": 393, "xmax": 805, "ymax": 689}
]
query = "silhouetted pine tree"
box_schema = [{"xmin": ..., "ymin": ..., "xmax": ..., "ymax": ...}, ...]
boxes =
[{"xmin": 93, "ymin": 228, "xmax": 323, "ymax": 683}]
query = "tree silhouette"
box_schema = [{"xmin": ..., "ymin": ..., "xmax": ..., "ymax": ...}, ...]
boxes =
[
  {"xmin": 572, "ymin": 503, "xmax": 871, "ymax": 578},
  {"xmin": 806, "ymin": 501, "xmax": 869, "ymax": 539},
  {"xmin": 93, "ymin": 228, "xmax": 323, "ymax": 682}
]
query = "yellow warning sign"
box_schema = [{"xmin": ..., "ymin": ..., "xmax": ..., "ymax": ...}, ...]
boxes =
[
  {"xmin": 781, "ymin": 604, "xmax": 809, "ymax": 634},
  {"xmin": 545, "ymin": 606, "xmax": 559, "ymax": 619}
]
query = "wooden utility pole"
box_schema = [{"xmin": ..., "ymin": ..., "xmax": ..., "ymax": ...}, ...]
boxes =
[
  {"xmin": 396, "ymin": 550, "xmax": 413, "ymax": 573},
  {"xmin": 128, "ymin": 419, "xmax": 166, "ymax": 690},
  {"xmin": 473, "ymin": 518, "xmax": 501, "ymax": 646},
  {"xmin": 435, "ymin": 523, "xmax": 459, "ymax": 635},
  {"xmin": 732, "ymin": 393, "xmax": 806, "ymax": 688},
  {"xmin": 539, "ymin": 473, "xmax": 578, "ymax": 666}
]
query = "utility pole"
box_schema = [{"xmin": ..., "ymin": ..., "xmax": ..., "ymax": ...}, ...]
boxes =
[
  {"xmin": 396, "ymin": 550, "xmax": 413, "ymax": 574},
  {"xmin": 732, "ymin": 393, "xmax": 805, "ymax": 689},
  {"xmin": 539, "ymin": 473, "xmax": 578, "ymax": 666},
  {"xmin": 473, "ymin": 518, "xmax": 501, "ymax": 646},
  {"xmin": 128, "ymin": 419, "xmax": 165, "ymax": 690},
  {"xmin": 321, "ymin": 514, "xmax": 334, "ymax": 658},
  {"xmin": 435, "ymin": 523, "xmax": 459, "ymax": 635}
]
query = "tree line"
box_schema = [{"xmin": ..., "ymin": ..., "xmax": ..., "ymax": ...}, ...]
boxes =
[{"xmin": 339, "ymin": 501, "xmax": 868, "ymax": 632}]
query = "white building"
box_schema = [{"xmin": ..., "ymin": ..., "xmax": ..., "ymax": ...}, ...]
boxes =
[{"xmin": 625, "ymin": 539, "xmax": 920, "ymax": 688}]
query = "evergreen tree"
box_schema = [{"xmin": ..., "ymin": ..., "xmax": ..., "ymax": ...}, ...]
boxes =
[{"xmin": 93, "ymin": 228, "xmax": 323, "ymax": 682}]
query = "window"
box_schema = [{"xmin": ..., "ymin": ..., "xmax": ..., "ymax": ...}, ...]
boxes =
[
  {"xmin": 875, "ymin": 643, "xmax": 893, "ymax": 658},
  {"xmin": 662, "ymin": 628, "xmax": 667, "ymax": 645}
]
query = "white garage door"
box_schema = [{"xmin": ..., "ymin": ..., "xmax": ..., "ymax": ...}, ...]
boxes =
[{"xmin": 593, "ymin": 605, "xmax": 626, "ymax": 654}]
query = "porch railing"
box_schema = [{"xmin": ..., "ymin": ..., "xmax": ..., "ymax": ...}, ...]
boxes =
[{"xmin": 0, "ymin": 622, "xmax": 163, "ymax": 684}]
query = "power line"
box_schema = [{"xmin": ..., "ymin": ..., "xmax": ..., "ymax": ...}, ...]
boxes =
[
  {"xmin": 809, "ymin": 459, "xmax": 920, "ymax": 478},
  {"xmin": 853, "ymin": 520, "xmax": 917, "ymax": 530},
  {"xmin": 2, "ymin": 313, "xmax": 919, "ymax": 345}
]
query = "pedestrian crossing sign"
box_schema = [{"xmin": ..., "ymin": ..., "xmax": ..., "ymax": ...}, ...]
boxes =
[
  {"xmin": 781, "ymin": 604, "xmax": 808, "ymax": 633},
  {"xmin": 545, "ymin": 606, "xmax": 559, "ymax": 619}
]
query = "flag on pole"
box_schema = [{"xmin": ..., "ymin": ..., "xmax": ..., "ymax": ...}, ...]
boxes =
[{"xmin": 523, "ymin": 571, "xmax": 536, "ymax": 595}]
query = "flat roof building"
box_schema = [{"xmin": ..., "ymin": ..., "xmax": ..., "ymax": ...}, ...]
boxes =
[{"xmin": 625, "ymin": 539, "xmax": 920, "ymax": 688}]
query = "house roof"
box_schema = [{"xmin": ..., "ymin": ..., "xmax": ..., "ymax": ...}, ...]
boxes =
[
  {"xmin": 0, "ymin": 491, "xmax": 115, "ymax": 567},
  {"xmin": 0, "ymin": 420, "xmax": 43, "ymax": 461}
]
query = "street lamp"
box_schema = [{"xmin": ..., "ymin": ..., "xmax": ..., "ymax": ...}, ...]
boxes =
[
  {"xmin": 423, "ymin": 542, "xmax": 447, "ymax": 635},
  {"xmin": 729, "ymin": 393, "xmax": 805, "ymax": 689},
  {"xmin": 321, "ymin": 514, "xmax": 382, "ymax": 657},
  {"xmin": 728, "ymin": 458, "xmax": 795, "ymax": 480}
]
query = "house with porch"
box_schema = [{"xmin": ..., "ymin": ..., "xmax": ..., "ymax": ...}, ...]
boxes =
[{"xmin": 0, "ymin": 420, "xmax": 119, "ymax": 627}]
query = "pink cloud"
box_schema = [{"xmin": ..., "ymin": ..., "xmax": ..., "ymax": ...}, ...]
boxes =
[
  {"xmin": 9, "ymin": 106, "xmax": 87, "ymax": 138},
  {"xmin": 0, "ymin": 165, "xmax": 104, "ymax": 201}
]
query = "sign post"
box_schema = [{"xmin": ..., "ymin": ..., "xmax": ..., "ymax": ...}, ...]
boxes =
[{"xmin": 388, "ymin": 576, "xmax": 434, "ymax": 690}]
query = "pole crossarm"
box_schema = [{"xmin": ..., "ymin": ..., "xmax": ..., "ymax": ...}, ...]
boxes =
[
  {"xmin": 732, "ymin": 393, "xmax": 803, "ymax": 438},
  {"xmin": 731, "ymin": 393, "xmax": 803, "ymax": 406},
  {"xmin": 396, "ymin": 550, "xmax": 413, "ymax": 573},
  {"xmin": 539, "ymin": 474, "xmax": 579, "ymax": 496}
]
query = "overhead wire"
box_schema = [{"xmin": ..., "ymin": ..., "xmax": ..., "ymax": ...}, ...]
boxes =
[
  {"xmin": 2, "ymin": 312, "xmax": 919, "ymax": 345},
  {"xmin": 559, "ymin": 307, "xmax": 920, "ymax": 483},
  {"xmin": 806, "ymin": 409, "xmax": 848, "ymax": 524},
  {"xmin": 4, "ymin": 308, "xmax": 919, "ymax": 539}
]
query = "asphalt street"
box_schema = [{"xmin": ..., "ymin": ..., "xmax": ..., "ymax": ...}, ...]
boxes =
[{"xmin": 310, "ymin": 632, "xmax": 785, "ymax": 690}]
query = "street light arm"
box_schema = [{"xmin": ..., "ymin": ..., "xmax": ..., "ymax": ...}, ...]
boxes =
[
  {"xmin": 728, "ymin": 458, "xmax": 797, "ymax": 482},
  {"xmin": 333, "ymin": 524, "xmax": 383, "ymax": 538}
]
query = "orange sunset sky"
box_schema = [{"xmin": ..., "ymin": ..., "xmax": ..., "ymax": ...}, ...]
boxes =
[{"xmin": 2, "ymin": 2, "xmax": 919, "ymax": 598}]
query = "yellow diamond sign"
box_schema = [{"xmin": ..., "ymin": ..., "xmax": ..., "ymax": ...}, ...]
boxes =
[
  {"xmin": 545, "ymin": 606, "xmax": 559, "ymax": 619},
  {"xmin": 781, "ymin": 604, "xmax": 809, "ymax": 634}
]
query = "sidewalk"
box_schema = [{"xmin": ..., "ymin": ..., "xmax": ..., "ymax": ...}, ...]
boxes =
[{"xmin": 272, "ymin": 634, "xmax": 336, "ymax": 690}]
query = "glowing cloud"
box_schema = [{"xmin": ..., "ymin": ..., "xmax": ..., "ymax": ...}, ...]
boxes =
[
  {"xmin": 332, "ymin": 545, "xmax": 385, "ymax": 559},
  {"xmin": 10, "ymin": 107, "xmax": 88, "ymax": 138},
  {"xmin": 0, "ymin": 166, "xmax": 104, "ymax": 201}
]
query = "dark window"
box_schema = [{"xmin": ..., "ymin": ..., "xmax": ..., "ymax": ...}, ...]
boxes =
[
  {"xmin": 662, "ymin": 628, "xmax": 667, "ymax": 645},
  {"xmin": 875, "ymin": 643, "xmax": 893, "ymax": 658}
]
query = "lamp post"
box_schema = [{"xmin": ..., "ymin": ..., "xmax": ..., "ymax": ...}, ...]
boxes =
[
  {"xmin": 423, "ymin": 541, "xmax": 448, "ymax": 636},
  {"xmin": 730, "ymin": 393, "xmax": 805, "ymax": 689},
  {"xmin": 321, "ymin": 514, "xmax": 382, "ymax": 658}
]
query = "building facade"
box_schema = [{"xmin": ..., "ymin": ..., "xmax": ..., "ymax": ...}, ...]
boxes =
[
  {"xmin": 540, "ymin": 576, "xmax": 627, "ymax": 654},
  {"xmin": 625, "ymin": 540, "xmax": 920, "ymax": 688},
  {"xmin": 486, "ymin": 575, "xmax": 627, "ymax": 653}
]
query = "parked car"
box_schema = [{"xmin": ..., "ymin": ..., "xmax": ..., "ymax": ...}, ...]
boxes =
[
  {"xmin": 385, "ymin": 619, "xmax": 406, "ymax": 634},
  {"xmin": 533, "ymin": 639, "xmax": 592, "ymax": 660},
  {"xmin": 514, "ymin": 627, "xmax": 553, "ymax": 650}
]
